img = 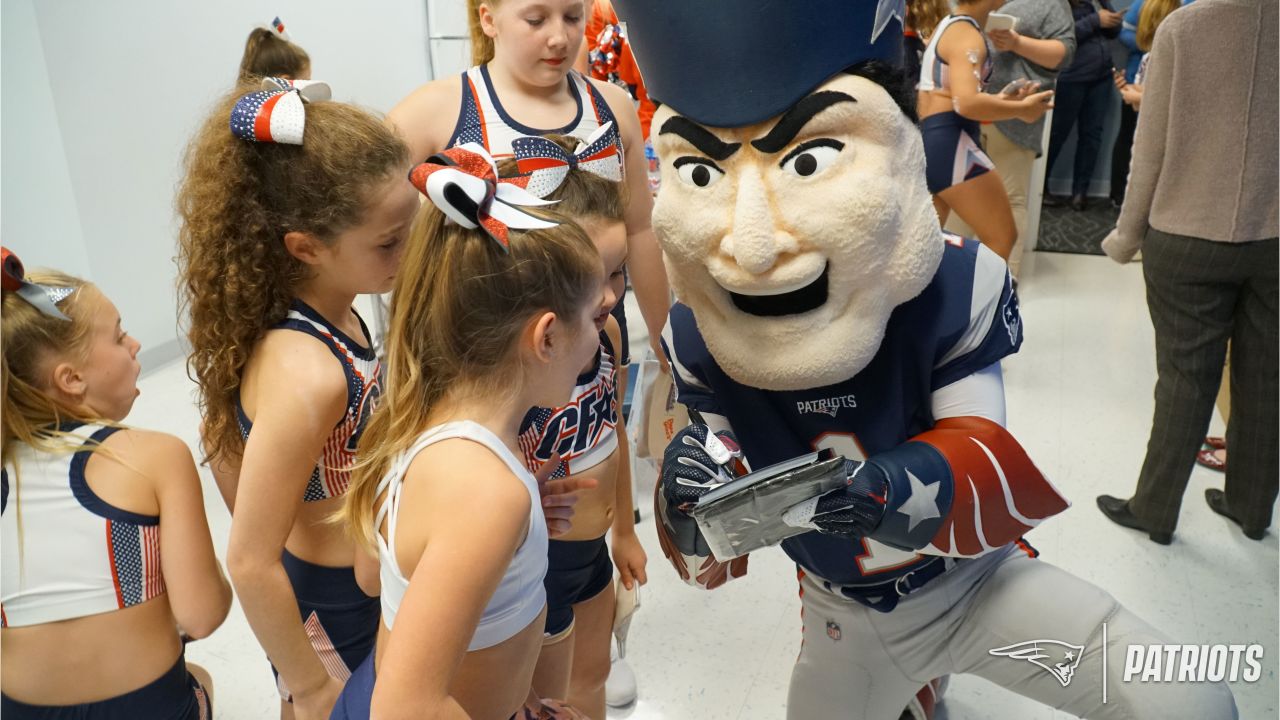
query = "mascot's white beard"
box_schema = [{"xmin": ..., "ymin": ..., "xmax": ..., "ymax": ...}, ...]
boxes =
[{"xmin": 660, "ymin": 113, "xmax": 944, "ymax": 392}]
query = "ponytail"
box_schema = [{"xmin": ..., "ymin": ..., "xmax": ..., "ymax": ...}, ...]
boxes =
[
  {"xmin": 238, "ymin": 27, "xmax": 311, "ymax": 82},
  {"xmin": 341, "ymin": 204, "xmax": 600, "ymax": 550}
]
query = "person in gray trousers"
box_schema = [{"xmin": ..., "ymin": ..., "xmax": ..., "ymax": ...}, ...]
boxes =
[{"xmin": 1097, "ymin": 0, "xmax": 1278, "ymax": 544}]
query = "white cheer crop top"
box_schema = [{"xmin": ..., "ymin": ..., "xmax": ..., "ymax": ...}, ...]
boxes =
[
  {"xmin": 2, "ymin": 424, "xmax": 166, "ymax": 627},
  {"xmin": 918, "ymin": 15, "xmax": 995, "ymax": 93},
  {"xmin": 375, "ymin": 421, "xmax": 547, "ymax": 651}
]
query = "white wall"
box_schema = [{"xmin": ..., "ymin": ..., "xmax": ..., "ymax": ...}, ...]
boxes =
[
  {"xmin": 1, "ymin": 0, "xmax": 433, "ymax": 371},
  {"xmin": 1, "ymin": 0, "xmax": 93, "ymax": 280},
  {"xmin": 429, "ymin": 0, "xmax": 474, "ymax": 78}
]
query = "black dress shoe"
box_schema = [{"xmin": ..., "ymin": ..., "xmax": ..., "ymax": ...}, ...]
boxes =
[
  {"xmin": 1070, "ymin": 194, "xmax": 1088, "ymax": 211},
  {"xmin": 1042, "ymin": 193, "xmax": 1068, "ymax": 208},
  {"xmin": 1205, "ymin": 489, "xmax": 1267, "ymax": 540},
  {"xmin": 1096, "ymin": 495, "xmax": 1173, "ymax": 545}
]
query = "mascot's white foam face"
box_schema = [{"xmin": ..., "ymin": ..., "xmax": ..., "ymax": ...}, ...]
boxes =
[{"xmin": 652, "ymin": 73, "xmax": 944, "ymax": 391}]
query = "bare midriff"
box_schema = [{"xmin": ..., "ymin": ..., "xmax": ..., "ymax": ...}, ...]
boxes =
[
  {"xmin": 554, "ymin": 450, "xmax": 620, "ymax": 542},
  {"xmin": 2, "ymin": 597, "xmax": 184, "ymax": 705}
]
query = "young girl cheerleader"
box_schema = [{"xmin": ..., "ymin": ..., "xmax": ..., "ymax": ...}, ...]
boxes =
[
  {"xmin": 1, "ymin": 250, "xmax": 231, "ymax": 719},
  {"xmin": 499, "ymin": 132, "xmax": 646, "ymax": 718},
  {"xmin": 331, "ymin": 143, "xmax": 606, "ymax": 719},
  {"xmin": 386, "ymin": 0, "xmax": 670, "ymax": 371},
  {"xmin": 915, "ymin": 0, "xmax": 1054, "ymax": 260},
  {"xmin": 239, "ymin": 17, "xmax": 311, "ymax": 81},
  {"xmin": 177, "ymin": 79, "xmax": 420, "ymax": 720}
]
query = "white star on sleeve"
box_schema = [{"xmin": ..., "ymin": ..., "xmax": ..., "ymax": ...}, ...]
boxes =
[{"xmin": 896, "ymin": 468, "xmax": 941, "ymax": 531}]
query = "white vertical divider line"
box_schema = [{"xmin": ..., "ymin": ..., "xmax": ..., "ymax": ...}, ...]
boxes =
[{"xmin": 1103, "ymin": 621, "xmax": 1109, "ymax": 704}]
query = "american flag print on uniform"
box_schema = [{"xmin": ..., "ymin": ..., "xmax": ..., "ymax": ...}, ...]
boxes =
[
  {"xmin": 107, "ymin": 520, "xmax": 165, "ymax": 608},
  {"xmin": 236, "ymin": 300, "xmax": 380, "ymax": 503}
]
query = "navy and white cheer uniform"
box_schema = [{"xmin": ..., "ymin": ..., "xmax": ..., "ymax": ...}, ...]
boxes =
[
  {"xmin": 1, "ymin": 424, "xmax": 211, "ymax": 720},
  {"xmin": 330, "ymin": 420, "xmax": 549, "ymax": 720},
  {"xmin": 518, "ymin": 331, "xmax": 621, "ymax": 637},
  {"xmin": 446, "ymin": 65, "xmax": 631, "ymax": 366},
  {"xmin": 918, "ymin": 15, "xmax": 997, "ymax": 195},
  {"xmin": 664, "ymin": 238, "xmax": 1237, "ymax": 719},
  {"xmin": 236, "ymin": 299, "xmax": 382, "ymax": 700}
]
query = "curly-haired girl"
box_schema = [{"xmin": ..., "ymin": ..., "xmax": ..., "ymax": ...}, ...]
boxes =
[{"xmin": 177, "ymin": 79, "xmax": 418, "ymax": 720}]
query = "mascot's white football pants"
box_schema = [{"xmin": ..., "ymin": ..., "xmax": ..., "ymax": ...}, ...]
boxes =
[{"xmin": 787, "ymin": 546, "xmax": 1238, "ymax": 719}]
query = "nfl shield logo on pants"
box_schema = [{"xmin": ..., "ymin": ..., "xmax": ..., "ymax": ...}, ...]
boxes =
[{"xmin": 826, "ymin": 621, "xmax": 842, "ymax": 642}]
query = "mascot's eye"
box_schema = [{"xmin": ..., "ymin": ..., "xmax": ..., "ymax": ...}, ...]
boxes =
[
  {"xmin": 673, "ymin": 157, "xmax": 725, "ymax": 188},
  {"xmin": 780, "ymin": 140, "xmax": 844, "ymax": 178}
]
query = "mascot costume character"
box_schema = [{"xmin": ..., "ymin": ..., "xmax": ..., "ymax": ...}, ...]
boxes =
[{"xmin": 610, "ymin": 1, "xmax": 1239, "ymax": 717}]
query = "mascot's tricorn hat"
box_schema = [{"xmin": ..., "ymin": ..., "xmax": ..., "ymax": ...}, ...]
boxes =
[{"xmin": 611, "ymin": 0, "xmax": 906, "ymax": 128}]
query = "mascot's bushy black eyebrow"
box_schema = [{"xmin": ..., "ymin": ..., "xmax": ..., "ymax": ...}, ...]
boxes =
[
  {"xmin": 751, "ymin": 92, "xmax": 856, "ymax": 154},
  {"xmin": 657, "ymin": 93, "xmax": 860, "ymax": 159},
  {"xmin": 657, "ymin": 117, "xmax": 741, "ymax": 161}
]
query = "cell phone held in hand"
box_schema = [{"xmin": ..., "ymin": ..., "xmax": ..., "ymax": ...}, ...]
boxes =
[
  {"xmin": 690, "ymin": 448, "xmax": 849, "ymax": 561},
  {"xmin": 986, "ymin": 12, "xmax": 1018, "ymax": 32},
  {"xmin": 1000, "ymin": 78, "xmax": 1032, "ymax": 96}
]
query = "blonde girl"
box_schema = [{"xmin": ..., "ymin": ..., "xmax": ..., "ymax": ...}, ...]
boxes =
[
  {"xmin": 332, "ymin": 144, "xmax": 606, "ymax": 719},
  {"xmin": 1, "ymin": 252, "xmax": 230, "ymax": 719}
]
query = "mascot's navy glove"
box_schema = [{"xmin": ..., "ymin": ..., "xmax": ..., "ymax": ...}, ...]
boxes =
[
  {"xmin": 661, "ymin": 424, "xmax": 747, "ymax": 509},
  {"xmin": 656, "ymin": 423, "xmax": 752, "ymax": 588},
  {"xmin": 783, "ymin": 459, "xmax": 890, "ymax": 538}
]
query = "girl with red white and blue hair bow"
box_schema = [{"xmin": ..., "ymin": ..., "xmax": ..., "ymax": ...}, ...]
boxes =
[
  {"xmin": 177, "ymin": 78, "xmax": 418, "ymax": 720},
  {"xmin": 330, "ymin": 142, "xmax": 606, "ymax": 720}
]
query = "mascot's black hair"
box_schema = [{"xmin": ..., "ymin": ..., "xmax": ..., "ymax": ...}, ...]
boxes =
[{"xmin": 845, "ymin": 60, "xmax": 919, "ymax": 125}]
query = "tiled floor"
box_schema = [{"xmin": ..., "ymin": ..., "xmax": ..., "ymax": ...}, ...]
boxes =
[{"xmin": 128, "ymin": 250, "xmax": 1277, "ymax": 719}]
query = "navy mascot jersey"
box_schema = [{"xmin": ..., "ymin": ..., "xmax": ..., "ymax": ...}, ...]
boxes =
[{"xmin": 665, "ymin": 238, "xmax": 1023, "ymax": 587}]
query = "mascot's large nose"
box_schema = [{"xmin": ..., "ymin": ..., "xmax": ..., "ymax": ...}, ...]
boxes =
[{"xmin": 720, "ymin": 165, "xmax": 797, "ymax": 275}]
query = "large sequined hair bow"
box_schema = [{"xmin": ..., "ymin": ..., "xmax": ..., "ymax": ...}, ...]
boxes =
[
  {"xmin": 230, "ymin": 77, "xmax": 332, "ymax": 146},
  {"xmin": 1, "ymin": 247, "xmax": 74, "ymax": 321},
  {"xmin": 409, "ymin": 144, "xmax": 558, "ymax": 251},
  {"xmin": 509, "ymin": 122, "xmax": 624, "ymax": 198}
]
